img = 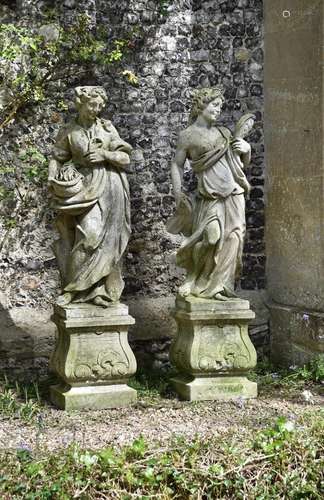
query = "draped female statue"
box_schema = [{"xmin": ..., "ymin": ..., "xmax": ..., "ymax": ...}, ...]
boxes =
[
  {"xmin": 169, "ymin": 87, "xmax": 255, "ymax": 301},
  {"xmin": 48, "ymin": 86, "xmax": 132, "ymax": 307}
]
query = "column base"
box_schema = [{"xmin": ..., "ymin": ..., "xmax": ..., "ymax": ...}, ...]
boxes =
[
  {"xmin": 50, "ymin": 384, "xmax": 137, "ymax": 411},
  {"xmin": 171, "ymin": 375, "xmax": 257, "ymax": 401},
  {"xmin": 269, "ymin": 302, "xmax": 324, "ymax": 366}
]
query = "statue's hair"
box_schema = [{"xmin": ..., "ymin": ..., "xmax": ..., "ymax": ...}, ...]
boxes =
[
  {"xmin": 234, "ymin": 113, "xmax": 255, "ymax": 137},
  {"xmin": 189, "ymin": 86, "xmax": 225, "ymax": 123},
  {"xmin": 75, "ymin": 86, "xmax": 108, "ymax": 109}
]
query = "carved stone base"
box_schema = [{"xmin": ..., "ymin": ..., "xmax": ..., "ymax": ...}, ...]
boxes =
[
  {"xmin": 170, "ymin": 296, "xmax": 257, "ymax": 401},
  {"xmin": 171, "ymin": 376, "xmax": 257, "ymax": 401},
  {"xmin": 50, "ymin": 384, "xmax": 137, "ymax": 411},
  {"xmin": 50, "ymin": 302, "xmax": 137, "ymax": 410}
]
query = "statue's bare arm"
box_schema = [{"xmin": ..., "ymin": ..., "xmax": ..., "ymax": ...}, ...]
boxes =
[{"xmin": 171, "ymin": 133, "xmax": 188, "ymax": 206}]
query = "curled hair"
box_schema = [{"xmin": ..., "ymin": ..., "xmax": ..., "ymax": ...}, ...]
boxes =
[
  {"xmin": 75, "ymin": 86, "xmax": 108, "ymax": 110},
  {"xmin": 189, "ymin": 86, "xmax": 225, "ymax": 123}
]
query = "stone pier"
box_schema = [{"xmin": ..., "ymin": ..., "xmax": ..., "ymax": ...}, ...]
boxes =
[
  {"xmin": 170, "ymin": 296, "xmax": 257, "ymax": 401},
  {"xmin": 50, "ymin": 303, "xmax": 137, "ymax": 410},
  {"xmin": 264, "ymin": 1, "xmax": 324, "ymax": 365}
]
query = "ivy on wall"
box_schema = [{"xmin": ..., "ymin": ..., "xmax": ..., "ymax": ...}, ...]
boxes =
[{"xmin": 0, "ymin": 14, "xmax": 139, "ymax": 131}]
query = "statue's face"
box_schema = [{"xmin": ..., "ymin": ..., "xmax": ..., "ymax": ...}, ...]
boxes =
[
  {"xmin": 201, "ymin": 97, "xmax": 223, "ymax": 125},
  {"xmin": 80, "ymin": 96, "xmax": 105, "ymax": 121}
]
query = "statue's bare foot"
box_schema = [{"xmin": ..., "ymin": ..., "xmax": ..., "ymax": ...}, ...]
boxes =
[
  {"xmin": 93, "ymin": 296, "xmax": 110, "ymax": 308},
  {"xmin": 56, "ymin": 292, "xmax": 73, "ymax": 306},
  {"xmin": 214, "ymin": 292, "xmax": 231, "ymax": 301},
  {"xmin": 179, "ymin": 282, "xmax": 192, "ymax": 297}
]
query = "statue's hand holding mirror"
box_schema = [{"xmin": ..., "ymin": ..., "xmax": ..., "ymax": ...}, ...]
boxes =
[
  {"xmin": 231, "ymin": 138, "xmax": 251, "ymax": 155},
  {"xmin": 232, "ymin": 112, "xmax": 255, "ymax": 157}
]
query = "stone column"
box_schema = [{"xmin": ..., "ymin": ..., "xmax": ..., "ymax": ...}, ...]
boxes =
[
  {"xmin": 50, "ymin": 303, "xmax": 137, "ymax": 410},
  {"xmin": 264, "ymin": 1, "xmax": 324, "ymax": 364},
  {"xmin": 170, "ymin": 296, "xmax": 257, "ymax": 401}
]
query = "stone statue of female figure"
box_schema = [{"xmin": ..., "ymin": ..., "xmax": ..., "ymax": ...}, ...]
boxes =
[
  {"xmin": 48, "ymin": 86, "xmax": 132, "ymax": 307},
  {"xmin": 169, "ymin": 87, "xmax": 255, "ymax": 301}
]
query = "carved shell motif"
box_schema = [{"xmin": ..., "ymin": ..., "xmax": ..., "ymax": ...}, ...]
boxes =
[
  {"xmin": 198, "ymin": 340, "xmax": 251, "ymax": 371},
  {"xmin": 74, "ymin": 350, "xmax": 129, "ymax": 380}
]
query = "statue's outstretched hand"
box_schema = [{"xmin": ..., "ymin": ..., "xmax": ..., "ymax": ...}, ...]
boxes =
[{"xmin": 232, "ymin": 138, "xmax": 251, "ymax": 155}]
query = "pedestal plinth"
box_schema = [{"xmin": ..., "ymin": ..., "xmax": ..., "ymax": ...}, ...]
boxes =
[
  {"xmin": 50, "ymin": 302, "xmax": 137, "ymax": 410},
  {"xmin": 170, "ymin": 296, "xmax": 257, "ymax": 401}
]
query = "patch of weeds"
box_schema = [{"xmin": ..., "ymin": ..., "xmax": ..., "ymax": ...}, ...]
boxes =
[
  {"xmin": 0, "ymin": 377, "xmax": 43, "ymax": 423},
  {"xmin": 252, "ymin": 356, "xmax": 324, "ymax": 396},
  {"xmin": 129, "ymin": 367, "xmax": 176, "ymax": 399},
  {"xmin": 0, "ymin": 412, "xmax": 322, "ymax": 498}
]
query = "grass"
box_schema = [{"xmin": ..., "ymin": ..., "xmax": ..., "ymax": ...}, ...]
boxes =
[
  {"xmin": 0, "ymin": 359, "xmax": 323, "ymax": 498},
  {"xmin": 0, "ymin": 377, "xmax": 42, "ymax": 423},
  {"xmin": 0, "ymin": 410, "xmax": 323, "ymax": 499},
  {"xmin": 128, "ymin": 368, "xmax": 177, "ymax": 400}
]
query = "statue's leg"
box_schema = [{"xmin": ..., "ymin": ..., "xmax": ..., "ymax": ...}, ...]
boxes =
[{"xmin": 190, "ymin": 220, "xmax": 223, "ymax": 297}]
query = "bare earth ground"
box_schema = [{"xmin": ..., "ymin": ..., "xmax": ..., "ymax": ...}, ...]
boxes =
[{"xmin": 0, "ymin": 384, "xmax": 323, "ymax": 452}]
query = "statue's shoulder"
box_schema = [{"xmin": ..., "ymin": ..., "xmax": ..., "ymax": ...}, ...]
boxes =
[
  {"xmin": 178, "ymin": 125, "xmax": 194, "ymax": 145},
  {"xmin": 55, "ymin": 120, "xmax": 76, "ymax": 142},
  {"xmin": 100, "ymin": 118, "xmax": 115, "ymax": 133}
]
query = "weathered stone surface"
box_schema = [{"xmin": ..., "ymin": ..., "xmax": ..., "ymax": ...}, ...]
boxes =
[
  {"xmin": 264, "ymin": 0, "xmax": 324, "ymax": 365},
  {"xmin": 51, "ymin": 384, "xmax": 137, "ymax": 411},
  {"xmin": 170, "ymin": 296, "xmax": 257, "ymax": 401},
  {"xmin": 171, "ymin": 375, "xmax": 257, "ymax": 401},
  {"xmin": 50, "ymin": 303, "xmax": 137, "ymax": 409},
  {"xmin": 269, "ymin": 304, "xmax": 324, "ymax": 366}
]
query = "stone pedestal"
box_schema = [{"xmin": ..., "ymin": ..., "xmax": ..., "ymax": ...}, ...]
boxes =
[
  {"xmin": 170, "ymin": 296, "xmax": 257, "ymax": 401},
  {"xmin": 50, "ymin": 303, "xmax": 137, "ymax": 410},
  {"xmin": 264, "ymin": 1, "xmax": 324, "ymax": 365}
]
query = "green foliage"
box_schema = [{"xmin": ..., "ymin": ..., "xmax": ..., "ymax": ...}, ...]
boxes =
[
  {"xmin": 0, "ymin": 411, "xmax": 323, "ymax": 498},
  {"xmin": 0, "ymin": 378, "xmax": 42, "ymax": 423},
  {"xmin": 19, "ymin": 146, "xmax": 48, "ymax": 183},
  {"xmin": 129, "ymin": 368, "xmax": 175, "ymax": 398},
  {"xmin": 0, "ymin": 15, "xmax": 138, "ymax": 129},
  {"xmin": 159, "ymin": 0, "xmax": 173, "ymax": 15},
  {"xmin": 254, "ymin": 356, "xmax": 324, "ymax": 390}
]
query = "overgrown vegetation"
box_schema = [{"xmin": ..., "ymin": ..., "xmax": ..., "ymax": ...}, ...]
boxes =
[
  {"xmin": 0, "ymin": 376, "xmax": 42, "ymax": 423},
  {"xmin": 0, "ymin": 411, "xmax": 322, "ymax": 499},
  {"xmin": 0, "ymin": 360, "xmax": 323, "ymax": 497},
  {"xmin": 253, "ymin": 356, "xmax": 324, "ymax": 394},
  {"xmin": 0, "ymin": 15, "xmax": 138, "ymax": 131}
]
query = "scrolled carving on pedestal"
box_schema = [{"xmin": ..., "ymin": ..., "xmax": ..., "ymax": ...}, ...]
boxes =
[{"xmin": 167, "ymin": 87, "xmax": 258, "ymax": 401}]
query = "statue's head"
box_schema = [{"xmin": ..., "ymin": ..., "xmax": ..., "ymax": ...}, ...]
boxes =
[
  {"xmin": 189, "ymin": 86, "xmax": 225, "ymax": 125},
  {"xmin": 75, "ymin": 86, "xmax": 108, "ymax": 120},
  {"xmin": 235, "ymin": 113, "xmax": 255, "ymax": 138}
]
